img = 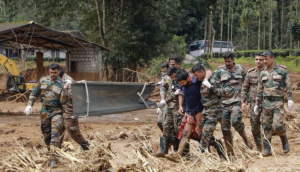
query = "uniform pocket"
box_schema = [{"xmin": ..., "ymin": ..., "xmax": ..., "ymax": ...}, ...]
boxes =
[{"xmin": 221, "ymin": 74, "xmax": 229, "ymax": 81}]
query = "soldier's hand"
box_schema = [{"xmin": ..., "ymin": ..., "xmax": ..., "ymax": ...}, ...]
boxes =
[
  {"xmin": 64, "ymin": 79, "xmax": 72, "ymax": 89},
  {"xmin": 288, "ymin": 100, "xmax": 295, "ymax": 110},
  {"xmin": 156, "ymin": 108, "xmax": 162, "ymax": 114},
  {"xmin": 24, "ymin": 105, "xmax": 32, "ymax": 115},
  {"xmin": 253, "ymin": 105, "xmax": 259, "ymax": 115},
  {"xmin": 202, "ymin": 79, "xmax": 212, "ymax": 89},
  {"xmin": 157, "ymin": 99, "xmax": 166, "ymax": 109},
  {"xmin": 241, "ymin": 103, "xmax": 247, "ymax": 111},
  {"xmin": 174, "ymin": 89, "xmax": 182, "ymax": 95}
]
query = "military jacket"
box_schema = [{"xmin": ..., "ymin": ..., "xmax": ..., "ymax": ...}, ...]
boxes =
[
  {"xmin": 256, "ymin": 63, "xmax": 293, "ymax": 104},
  {"xmin": 160, "ymin": 75, "xmax": 179, "ymax": 108},
  {"xmin": 241, "ymin": 67, "xmax": 263, "ymax": 104},
  {"xmin": 211, "ymin": 64, "xmax": 245, "ymax": 105},
  {"xmin": 28, "ymin": 76, "xmax": 64, "ymax": 117}
]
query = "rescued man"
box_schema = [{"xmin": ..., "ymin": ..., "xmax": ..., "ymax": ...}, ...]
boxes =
[
  {"xmin": 164, "ymin": 68, "xmax": 204, "ymax": 160},
  {"xmin": 204, "ymin": 51, "xmax": 253, "ymax": 156},
  {"xmin": 24, "ymin": 63, "xmax": 65, "ymax": 168},
  {"xmin": 254, "ymin": 50, "xmax": 294, "ymax": 156},
  {"xmin": 241, "ymin": 52, "xmax": 265, "ymax": 151},
  {"xmin": 155, "ymin": 66, "xmax": 181, "ymax": 157},
  {"xmin": 59, "ymin": 69, "xmax": 90, "ymax": 150}
]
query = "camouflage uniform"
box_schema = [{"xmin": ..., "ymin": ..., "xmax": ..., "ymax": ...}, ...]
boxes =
[
  {"xmin": 28, "ymin": 76, "xmax": 64, "ymax": 148},
  {"xmin": 200, "ymin": 76, "xmax": 222, "ymax": 149},
  {"xmin": 60, "ymin": 74, "xmax": 89, "ymax": 149},
  {"xmin": 211, "ymin": 64, "xmax": 246, "ymax": 132},
  {"xmin": 157, "ymin": 73, "xmax": 168, "ymax": 132},
  {"xmin": 161, "ymin": 75, "xmax": 182, "ymax": 139},
  {"xmin": 256, "ymin": 64, "xmax": 293, "ymax": 140},
  {"xmin": 211, "ymin": 64, "xmax": 253, "ymax": 153},
  {"xmin": 241, "ymin": 67, "xmax": 263, "ymax": 150}
]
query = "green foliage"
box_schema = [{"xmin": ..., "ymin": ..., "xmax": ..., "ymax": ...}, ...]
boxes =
[
  {"xmin": 146, "ymin": 34, "xmax": 187, "ymax": 77},
  {"xmin": 201, "ymin": 49, "xmax": 300, "ymax": 59}
]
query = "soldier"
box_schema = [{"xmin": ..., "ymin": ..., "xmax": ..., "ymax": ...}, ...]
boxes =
[
  {"xmin": 156, "ymin": 62, "xmax": 169, "ymax": 133},
  {"xmin": 192, "ymin": 64, "xmax": 225, "ymax": 157},
  {"xmin": 241, "ymin": 53, "xmax": 265, "ymax": 151},
  {"xmin": 59, "ymin": 69, "xmax": 90, "ymax": 150},
  {"xmin": 254, "ymin": 50, "xmax": 294, "ymax": 157},
  {"xmin": 155, "ymin": 66, "xmax": 181, "ymax": 157},
  {"xmin": 24, "ymin": 63, "xmax": 65, "ymax": 168},
  {"xmin": 203, "ymin": 51, "xmax": 253, "ymax": 156}
]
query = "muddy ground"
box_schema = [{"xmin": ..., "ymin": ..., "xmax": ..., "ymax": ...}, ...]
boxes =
[{"xmin": 0, "ymin": 63, "xmax": 300, "ymax": 171}]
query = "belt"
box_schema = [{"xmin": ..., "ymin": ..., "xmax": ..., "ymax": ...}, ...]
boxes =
[
  {"xmin": 264, "ymin": 96, "xmax": 284, "ymax": 101},
  {"xmin": 204, "ymin": 105, "xmax": 219, "ymax": 110},
  {"xmin": 44, "ymin": 106, "xmax": 60, "ymax": 110}
]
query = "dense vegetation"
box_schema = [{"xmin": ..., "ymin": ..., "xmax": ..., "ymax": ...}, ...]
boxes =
[{"xmin": 1, "ymin": 0, "xmax": 300, "ymax": 80}]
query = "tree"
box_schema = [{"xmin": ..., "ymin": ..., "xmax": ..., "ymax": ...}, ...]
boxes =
[{"xmin": 241, "ymin": 0, "xmax": 256, "ymax": 50}]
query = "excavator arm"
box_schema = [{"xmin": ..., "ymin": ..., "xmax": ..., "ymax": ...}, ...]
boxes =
[
  {"xmin": 0, "ymin": 54, "xmax": 20, "ymax": 76},
  {"xmin": 0, "ymin": 54, "xmax": 36, "ymax": 92}
]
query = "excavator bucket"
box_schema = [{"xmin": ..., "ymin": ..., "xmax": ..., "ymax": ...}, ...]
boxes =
[{"xmin": 72, "ymin": 81, "xmax": 156, "ymax": 117}]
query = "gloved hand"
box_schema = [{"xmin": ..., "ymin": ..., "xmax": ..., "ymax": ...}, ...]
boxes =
[
  {"xmin": 156, "ymin": 108, "xmax": 162, "ymax": 114},
  {"xmin": 174, "ymin": 89, "xmax": 181, "ymax": 95},
  {"xmin": 64, "ymin": 79, "xmax": 72, "ymax": 89},
  {"xmin": 253, "ymin": 105, "xmax": 259, "ymax": 115},
  {"xmin": 157, "ymin": 99, "xmax": 166, "ymax": 109},
  {"xmin": 24, "ymin": 105, "xmax": 32, "ymax": 115},
  {"xmin": 202, "ymin": 79, "xmax": 212, "ymax": 89},
  {"xmin": 288, "ymin": 100, "xmax": 294, "ymax": 110}
]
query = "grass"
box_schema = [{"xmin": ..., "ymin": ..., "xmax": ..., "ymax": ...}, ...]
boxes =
[{"xmin": 206, "ymin": 56, "xmax": 300, "ymax": 72}]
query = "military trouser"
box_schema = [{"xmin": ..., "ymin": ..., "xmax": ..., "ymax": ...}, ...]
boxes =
[
  {"xmin": 60, "ymin": 117, "xmax": 89, "ymax": 147},
  {"xmin": 163, "ymin": 106, "xmax": 181, "ymax": 138},
  {"xmin": 221, "ymin": 102, "xmax": 245, "ymax": 132},
  {"xmin": 250, "ymin": 102, "xmax": 262, "ymax": 147},
  {"xmin": 261, "ymin": 99, "xmax": 286, "ymax": 140},
  {"xmin": 40, "ymin": 112, "xmax": 64, "ymax": 148},
  {"xmin": 157, "ymin": 106, "xmax": 168, "ymax": 133},
  {"xmin": 200, "ymin": 108, "xmax": 222, "ymax": 149}
]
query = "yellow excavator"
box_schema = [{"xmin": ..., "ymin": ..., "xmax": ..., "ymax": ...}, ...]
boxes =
[{"xmin": 0, "ymin": 54, "xmax": 36, "ymax": 93}]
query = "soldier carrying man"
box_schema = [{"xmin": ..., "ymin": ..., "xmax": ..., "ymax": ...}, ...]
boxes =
[{"xmin": 254, "ymin": 50, "xmax": 294, "ymax": 156}]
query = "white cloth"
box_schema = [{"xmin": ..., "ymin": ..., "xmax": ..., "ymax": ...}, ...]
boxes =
[
  {"xmin": 175, "ymin": 89, "xmax": 181, "ymax": 95},
  {"xmin": 24, "ymin": 105, "xmax": 32, "ymax": 115}
]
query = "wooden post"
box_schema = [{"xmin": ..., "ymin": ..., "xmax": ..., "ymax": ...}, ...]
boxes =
[
  {"xmin": 123, "ymin": 68, "xmax": 126, "ymax": 82},
  {"xmin": 36, "ymin": 52, "xmax": 44, "ymax": 81}
]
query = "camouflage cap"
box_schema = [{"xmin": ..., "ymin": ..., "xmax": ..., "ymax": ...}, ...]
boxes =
[{"xmin": 261, "ymin": 50, "xmax": 274, "ymax": 57}]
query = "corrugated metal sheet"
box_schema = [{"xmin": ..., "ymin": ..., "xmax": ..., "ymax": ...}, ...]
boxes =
[{"xmin": 72, "ymin": 81, "xmax": 156, "ymax": 116}]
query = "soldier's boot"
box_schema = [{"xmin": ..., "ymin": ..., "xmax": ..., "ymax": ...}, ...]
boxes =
[
  {"xmin": 172, "ymin": 137, "xmax": 180, "ymax": 152},
  {"xmin": 154, "ymin": 137, "xmax": 170, "ymax": 157},
  {"xmin": 222, "ymin": 130, "xmax": 234, "ymax": 156},
  {"xmin": 50, "ymin": 159, "xmax": 57, "ymax": 168},
  {"xmin": 81, "ymin": 144, "xmax": 90, "ymax": 150},
  {"xmin": 262, "ymin": 139, "xmax": 272, "ymax": 157},
  {"xmin": 253, "ymin": 136, "xmax": 262, "ymax": 152},
  {"xmin": 280, "ymin": 135, "xmax": 290, "ymax": 153},
  {"xmin": 238, "ymin": 130, "xmax": 253, "ymax": 150}
]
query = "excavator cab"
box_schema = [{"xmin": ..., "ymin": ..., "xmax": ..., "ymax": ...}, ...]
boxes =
[{"xmin": 6, "ymin": 75, "xmax": 26, "ymax": 93}]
